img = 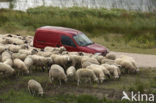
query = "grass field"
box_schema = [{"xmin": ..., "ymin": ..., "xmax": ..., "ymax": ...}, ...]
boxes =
[
  {"xmin": 0, "ymin": 7, "xmax": 156, "ymax": 54},
  {"xmin": 0, "ymin": 68, "xmax": 156, "ymax": 103}
]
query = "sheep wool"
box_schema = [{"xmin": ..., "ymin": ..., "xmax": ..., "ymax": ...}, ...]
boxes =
[
  {"xmin": 49, "ymin": 64, "xmax": 67, "ymax": 85},
  {"xmin": 75, "ymin": 68, "xmax": 98, "ymax": 86},
  {"xmin": 14, "ymin": 59, "xmax": 29, "ymax": 74},
  {"xmin": 28, "ymin": 79, "xmax": 44, "ymax": 96}
]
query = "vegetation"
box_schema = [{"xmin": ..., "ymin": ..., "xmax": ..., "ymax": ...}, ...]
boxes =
[
  {"xmin": 0, "ymin": 68, "xmax": 156, "ymax": 103},
  {"xmin": 0, "ymin": 6, "xmax": 156, "ymax": 54}
]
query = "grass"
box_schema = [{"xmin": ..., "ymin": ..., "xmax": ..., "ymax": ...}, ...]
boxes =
[
  {"xmin": 0, "ymin": 68, "xmax": 156, "ymax": 103},
  {"xmin": 0, "ymin": 6, "xmax": 156, "ymax": 54}
]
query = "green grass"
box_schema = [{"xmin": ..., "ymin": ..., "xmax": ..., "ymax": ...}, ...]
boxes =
[
  {"xmin": 0, "ymin": 6, "xmax": 156, "ymax": 54},
  {"xmin": 0, "ymin": 68, "xmax": 155, "ymax": 103}
]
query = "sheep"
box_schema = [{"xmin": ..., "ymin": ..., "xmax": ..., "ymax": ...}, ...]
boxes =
[
  {"xmin": 28, "ymin": 79, "xmax": 44, "ymax": 96},
  {"xmin": 66, "ymin": 66, "xmax": 76, "ymax": 80},
  {"xmin": 0, "ymin": 63, "xmax": 15, "ymax": 76},
  {"xmin": 91, "ymin": 55, "xmax": 105, "ymax": 64},
  {"xmin": 44, "ymin": 46, "xmax": 55, "ymax": 52},
  {"xmin": 75, "ymin": 68, "xmax": 99, "ymax": 86},
  {"xmin": 101, "ymin": 58, "xmax": 115, "ymax": 64},
  {"xmin": 3, "ymin": 59, "xmax": 13, "ymax": 67},
  {"xmin": 102, "ymin": 64, "xmax": 120, "ymax": 79},
  {"xmin": 106, "ymin": 53, "xmax": 116, "ymax": 60},
  {"xmin": 13, "ymin": 59, "xmax": 29, "ymax": 75},
  {"xmin": 8, "ymin": 45, "xmax": 21, "ymax": 53},
  {"xmin": 2, "ymin": 51, "xmax": 12, "ymax": 62},
  {"xmin": 70, "ymin": 55, "xmax": 82, "ymax": 68},
  {"xmin": 115, "ymin": 55, "xmax": 139, "ymax": 73},
  {"xmin": 81, "ymin": 61, "xmax": 92, "ymax": 68},
  {"xmin": 87, "ymin": 64, "xmax": 106, "ymax": 83},
  {"xmin": 31, "ymin": 55, "xmax": 53, "ymax": 71},
  {"xmin": 81, "ymin": 56, "xmax": 100, "ymax": 65},
  {"xmin": 51, "ymin": 54, "xmax": 72, "ymax": 70},
  {"xmin": 24, "ymin": 56, "xmax": 34, "ymax": 70},
  {"xmin": 0, "ymin": 45, "xmax": 6, "ymax": 54},
  {"xmin": 12, "ymin": 53, "xmax": 28, "ymax": 61},
  {"xmin": 5, "ymin": 37, "xmax": 24, "ymax": 45},
  {"xmin": 49, "ymin": 64, "xmax": 67, "ymax": 85},
  {"xmin": 37, "ymin": 51, "xmax": 52, "ymax": 57}
]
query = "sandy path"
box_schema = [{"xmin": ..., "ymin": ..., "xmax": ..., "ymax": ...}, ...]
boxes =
[{"xmin": 112, "ymin": 52, "xmax": 156, "ymax": 68}]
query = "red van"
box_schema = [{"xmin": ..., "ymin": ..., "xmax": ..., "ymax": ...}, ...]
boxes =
[{"xmin": 33, "ymin": 26, "xmax": 108, "ymax": 55}]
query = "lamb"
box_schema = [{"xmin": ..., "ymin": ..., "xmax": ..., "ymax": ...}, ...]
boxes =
[
  {"xmin": 87, "ymin": 64, "xmax": 106, "ymax": 83},
  {"xmin": 49, "ymin": 64, "xmax": 67, "ymax": 85},
  {"xmin": 106, "ymin": 53, "xmax": 116, "ymax": 60},
  {"xmin": 13, "ymin": 59, "xmax": 29, "ymax": 75},
  {"xmin": 115, "ymin": 55, "xmax": 139, "ymax": 73},
  {"xmin": 102, "ymin": 64, "xmax": 120, "ymax": 79},
  {"xmin": 28, "ymin": 79, "xmax": 44, "ymax": 96},
  {"xmin": 75, "ymin": 68, "xmax": 99, "ymax": 86},
  {"xmin": 66, "ymin": 66, "xmax": 76, "ymax": 79},
  {"xmin": 0, "ymin": 63, "xmax": 15, "ymax": 76}
]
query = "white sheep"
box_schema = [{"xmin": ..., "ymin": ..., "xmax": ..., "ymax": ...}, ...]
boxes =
[
  {"xmin": 115, "ymin": 55, "xmax": 139, "ymax": 73},
  {"xmin": 44, "ymin": 46, "xmax": 55, "ymax": 52},
  {"xmin": 101, "ymin": 58, "xmax": 115, "ymax": 64},
  {"xmin": 51, "ymin": 54, "xmax": 72, "ymax": 69},
  {"xmin": 8, "ymin": 45, "xmax": 21, "ymax": 53},
  {"xmin": 70, "ymin": 55, "xmax": 82, "ymax": 68},
  {"xmin": 31, "ymin": 55, "xmax": 52, "ymax": 71},
  {"xmin": 0, "ymin": 45, "xmax": 6, "ymax": 54},
  {"xmin": 28, "ymin": 79, "xmax": 44, "ymax": 96},
  {"xmin": 0, "ymin": 63, "xmax": 15, "ymax": 76},
  {"xmin": 12, "ymin": 53, "xmax": 28, "ymax": 61},
  {"xmin": 75, "ymin": 68, "xmax": 98, "ymax": 86},
  {"xmin": 102, "ymin": 64, "xmax": 120, "ymax": 79},
  {"xmin": 2, "ymin": 51, "xmax": 12, "ymax": 62},
  {"xmin": 106, "ymin": 53, "xmax": 116, "ymax": 60},
  {"xmin": 81, "ymin": 61, "xmax": 92, "ymax": 68},
  {"xmin": 66, "ymin": 66, "xmax": 76, "ymax": 79},
  {"xmin": 81, "ymin": 56, "xmax": 100, "ymax": 65},
  {"xmin": 87, "ymin": 64, "xmax": 106, "ymax": 83},
  {"xmin": 49, "ymin": 64, "xmax": 67, "ymax": 85},
  {"xmin": 3, "ymin": 59, "xmax": 13, "ymax": 67},
  {"xmin": 24, "ymin": 56, "xmax": 34, "ymax": 70},
  {"xmin": 14, "ymin": 59, "xmax": 29, "ymax": 75}
]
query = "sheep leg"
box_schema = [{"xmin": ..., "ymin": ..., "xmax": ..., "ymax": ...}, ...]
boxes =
[
  {"xmin": 59, "ymin": 80, "xmax": 61, "ymax": 86},
  {"xmin": 89, "ymin": 78, "xmax": 92, "ymax": 84},
  {"xmin": 28, "ymin": 86, "xmax": 32, "ymax": 94},
  {"xmin": 77, "ymin": 79, "xmax": 80, "ymax": 86}
]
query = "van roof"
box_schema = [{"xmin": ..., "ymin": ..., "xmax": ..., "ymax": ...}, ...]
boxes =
[{"xmin": 37, "ymin": 26, "xmax": 81, "ymax": 35}]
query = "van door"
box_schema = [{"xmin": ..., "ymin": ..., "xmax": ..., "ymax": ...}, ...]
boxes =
[{"xmin": 61, "ymin": 35, "xmax": 78, "ymax": 52}]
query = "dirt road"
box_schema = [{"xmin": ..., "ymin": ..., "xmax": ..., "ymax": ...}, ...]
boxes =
[{"xmin": 112, "ymin": 52, "xmax": 156, "ymax": 68}]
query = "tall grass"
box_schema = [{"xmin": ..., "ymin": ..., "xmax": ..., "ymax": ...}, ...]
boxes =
[{"xmin": 0, "ymin": 6, "xmax": 156, "ymax": 49}]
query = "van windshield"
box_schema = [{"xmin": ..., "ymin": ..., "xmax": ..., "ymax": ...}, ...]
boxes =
[{"xmin": 73, "ymin": 33, "xmax": 94, "ymax": 46}]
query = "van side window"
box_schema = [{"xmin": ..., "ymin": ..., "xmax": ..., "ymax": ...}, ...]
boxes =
[{"xmin": 61, "ymin": 35, "xmax": 76, "ymax": 47}]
